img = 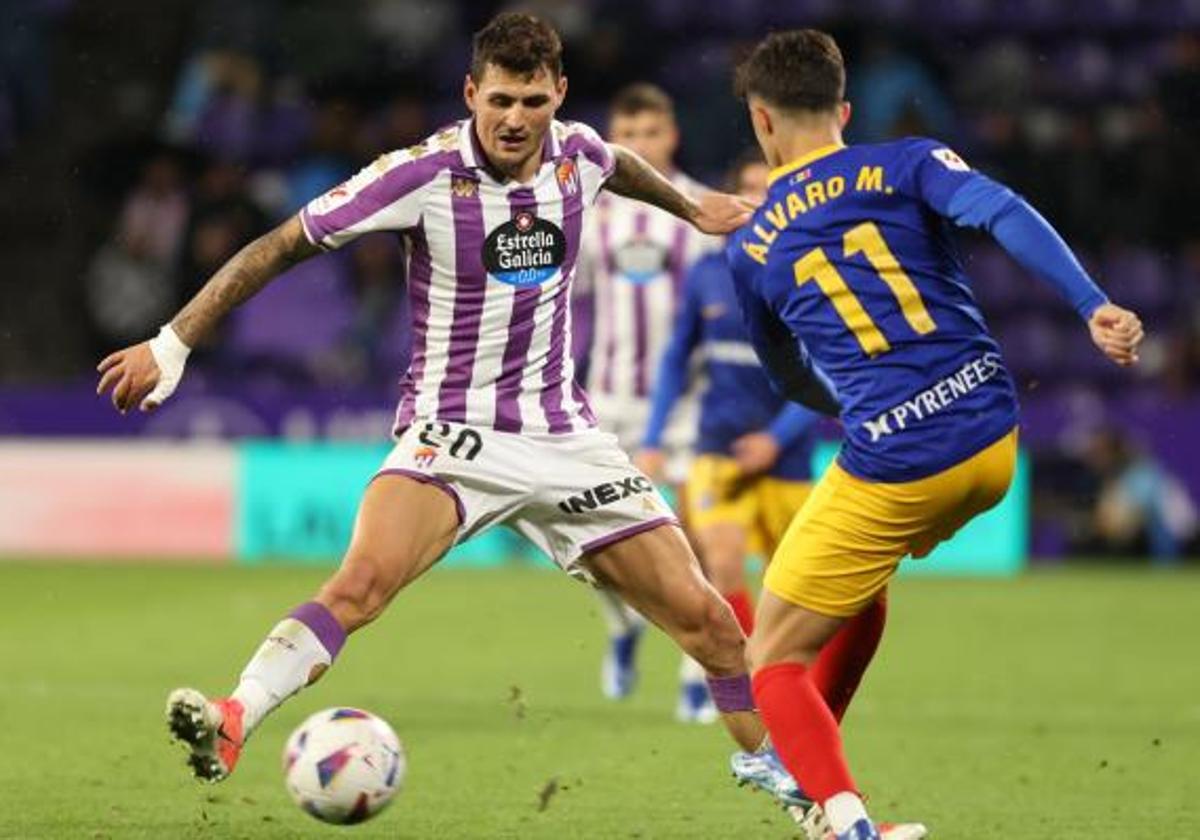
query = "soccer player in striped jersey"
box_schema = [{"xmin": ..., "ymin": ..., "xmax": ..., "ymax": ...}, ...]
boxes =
[
  {"xmin": 97, "ymin": 13, "xmax": 806, "ymax": 805},
  {"xmin": 574, "ymin": 83, "xmax": 721, "ymax": 716},
  {"xmin": 727, "ymin": 31, "xmax": 1143, "ymax": 840}
]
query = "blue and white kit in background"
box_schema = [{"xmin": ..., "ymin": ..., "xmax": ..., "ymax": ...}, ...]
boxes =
[
  {"xmin": 299, "ymin": 119, "xmax": 678, "ymax": 572},
  {"xmin": 578, "ymin": 174, "xmax": 719, "ymax": 483}
]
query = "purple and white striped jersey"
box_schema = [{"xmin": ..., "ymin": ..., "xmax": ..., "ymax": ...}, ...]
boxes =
[
  {"xmin": 580, "ymin": 173, "xmax": 719, "ymax": 404},
  {"xmin": 300, "ymin": 118, "xmax": 615, "ymax": 436}
]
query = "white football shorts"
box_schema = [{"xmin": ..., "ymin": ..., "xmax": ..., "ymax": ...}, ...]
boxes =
[{"xmin": 376, "ymin": 421, "xmax": 678, "ymax": 577}]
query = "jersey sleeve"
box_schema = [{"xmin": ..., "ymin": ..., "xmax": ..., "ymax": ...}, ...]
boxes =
[
  {"xmin": 560, "ymin": 121, "xmax": 617, "ymax": 201},
  {"xmin": 642, "ymin": 263, "xmax": 704, "ymax": 448},
  {"xmin": 299, "ymin": 149, "xmax": 439, "ymax": 250},
  {"xmin": 766, "ymin": 402, "xmax": 818, "ymax": 449},
  {"xmin": 903, "ymin": 138, "xmax": 1109, "ymax": 320}
]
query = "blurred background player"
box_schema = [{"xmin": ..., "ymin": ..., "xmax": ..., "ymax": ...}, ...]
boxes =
[
  {"xmin": 728, "ymin": 30, "xmax": 1143, "ymax": 839},
  {"xmin": 636, "ymin": 150, "xmax": 823, "ymax": 722},
  {"xmin": 574, "ymin": 83, "xmax": 720, "ymax": 717}
]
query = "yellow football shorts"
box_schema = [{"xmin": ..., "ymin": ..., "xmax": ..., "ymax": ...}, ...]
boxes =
[
  {"xmin": 765, "ymin": 428, "xmax": 1019, "ymax": 617},
  {"xmin": 686, "ymin": 455, "xmax": 813, "ymax": 556}
]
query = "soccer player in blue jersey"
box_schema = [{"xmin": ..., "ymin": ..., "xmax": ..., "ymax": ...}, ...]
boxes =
[
  {"xmin": 727, "ymin": 30, "xmax": 1143, "ymax": 840},
  {"xmin": 638, "ymin": 152, "xmax": 819, "ymax": 637},
  {"xmin": 637, "ymin": 151, "xmax": 823, "ymax": 726}
]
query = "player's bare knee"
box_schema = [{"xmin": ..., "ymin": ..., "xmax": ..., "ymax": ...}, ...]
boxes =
[
  {"xmin": 747, "ymin": 628, "xmax": 819, "ymax": 671},
  {"xmin": 685, "ymin": 596, "xmax": 746, "ymax": 672},
  {"xmin": 319, "ymin": 556, "xmax": 390, "ymax": 629}
]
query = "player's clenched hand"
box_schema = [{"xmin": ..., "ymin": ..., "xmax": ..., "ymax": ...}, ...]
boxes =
[
  {"xmin": 96, "ymin": 343, "xmax": 161, "ymax": 414},
  {"xmin": 1088, "ymin": 303, "xmax": 1143, "ymax": 367},
  {"xmin": 634, "ymin": 449, "xmax": 667, "ymax": 484},
  {"xmin": 692, "ymin": 191, "xmax": 756, "ymax": 235},
  {"xmin": 731, "ymin": 431, "xmax": 781, "ymax": 476},
  {"xmin": 97, "ymin": 325, "xmax": 191, "ymax": 414}
]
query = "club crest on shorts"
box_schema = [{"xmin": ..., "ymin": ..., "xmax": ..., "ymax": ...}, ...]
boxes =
[{"xmin": 413, "ymin": 446, "xmax": 438, "ymax": 468}]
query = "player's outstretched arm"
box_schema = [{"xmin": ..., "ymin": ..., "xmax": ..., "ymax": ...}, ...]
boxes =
[
  {"xmin": 96, "ymin": 215, "xmax": 319, "ymax": 413},
  {"xmin": 915, "ymin": 147, "xmax": 1145, "ymax": 367},
  {"xmin": 605, "ymin": 144, "xmax": 754, "ymax": 234},
  {"xmin": 952, "ymin": 180, "xmax": 1145, "ymax": 367}
]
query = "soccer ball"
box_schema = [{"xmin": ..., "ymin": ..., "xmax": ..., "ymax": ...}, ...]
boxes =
[{"xmin": 282, "ymin": 707, "xmax": 405, "ymax": 825}]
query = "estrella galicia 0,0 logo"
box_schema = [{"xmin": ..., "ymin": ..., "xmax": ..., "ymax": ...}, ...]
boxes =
[{"xmin": 483, "ymin": 211, "xmax": 566, "ymax": 286}]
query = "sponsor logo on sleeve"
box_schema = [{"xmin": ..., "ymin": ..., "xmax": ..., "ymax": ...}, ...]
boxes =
[
  {"xmin": 931, "ymin": 147, "xmax": 970, "ymax": 172},
  {"xmin": 483, "ymin": 211, "xmax": 566, "ymax": 286}
]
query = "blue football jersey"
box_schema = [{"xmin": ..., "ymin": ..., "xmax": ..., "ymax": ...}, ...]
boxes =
[
  {"xmin": 729, "ymin": 138, "xmax": 1020, "ymax": 482},
  {"xmin": 673, "ymin": 252, "xmax": 816, "ymax": 480}
]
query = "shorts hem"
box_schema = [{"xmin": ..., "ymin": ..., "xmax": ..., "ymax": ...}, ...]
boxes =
[
  {"xmin": 762, "ymin": 578, "xmax": 884, "ymax": 619},
  {"xmin": 372, "ymin": 468, "xmax": 466, "ymax": 528},
  {"xmin": 838, "ymin": 421, "xmax": 1019, "ymax": 483},
  {"xmin": 579, "ymin": 515, "xmax": 679, "ymax": 556}
]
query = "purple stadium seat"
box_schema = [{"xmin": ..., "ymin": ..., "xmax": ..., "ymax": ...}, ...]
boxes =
[
  {"xmin": 995, "ymin": 314, "xmax": 1064, "ymax": 383},
  {"xmin": 376, "ymin": 288, "xmax": 413, "ymax": 381},
  {"xmin": 1099, "ymin": 247, "xmax": 1172, "ymax": 317},
  {"xmin": 965, "ymin": 244, "xmax": 1024, "ymax": 312},
  {"xmin": 227, "ymin": 254, "xmax": 356, "ymax": 376},
  {"xmin": 1050, "ymin": 40, "xmax": 1116, "ymax": 99}
]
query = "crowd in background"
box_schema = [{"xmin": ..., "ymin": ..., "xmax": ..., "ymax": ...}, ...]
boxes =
[{"xmin": 3, "ymin": 0, "xmax": 1199, "ymax": 560}]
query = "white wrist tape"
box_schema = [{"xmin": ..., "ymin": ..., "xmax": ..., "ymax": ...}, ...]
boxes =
[{"xmin": 143, "ymin": 324, "xmax": 191, "ymax": 409}]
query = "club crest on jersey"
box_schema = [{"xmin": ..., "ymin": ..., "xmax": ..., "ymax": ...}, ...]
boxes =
[
  {"xmin": 451, "ymin": 175, "xmax": 478, "ymax": 198},
  {"xmin": 556, "ymin": 159, "xmax": 579, "ymax": 195},
  {"xmin": 483, "ymin": 211, "xmax": 567, "ymax": 286}
]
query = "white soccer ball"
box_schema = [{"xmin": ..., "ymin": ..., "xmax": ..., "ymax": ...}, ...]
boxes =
[{"xmin": 282, "ymin": 707, "xmax": 405, "ymax": 825}]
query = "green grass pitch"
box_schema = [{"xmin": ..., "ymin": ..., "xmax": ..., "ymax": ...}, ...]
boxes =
[{"xmin": 1, "ymin": 562, "xmax": 1197, "ymax": 839}]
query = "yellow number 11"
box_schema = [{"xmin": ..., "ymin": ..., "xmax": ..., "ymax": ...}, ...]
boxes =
[{"xmin": 793, "ymin": 222, "xmax": 937, "ymax": 357}]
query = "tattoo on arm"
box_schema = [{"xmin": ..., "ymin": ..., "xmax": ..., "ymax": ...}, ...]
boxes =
[
  {"xmin": 605, "ymin": 144, "xmax": 699, "ymax": 223},
  {"xmin": 171, "ymin": 215, "xmax": 320, "ymax": 346}
]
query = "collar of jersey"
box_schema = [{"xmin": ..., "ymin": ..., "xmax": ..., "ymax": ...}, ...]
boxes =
[
  {"xmin": 459, "ymin": 119, "xmax": 561, "ymax": 178},
  {"xmin": 768, "ymin": 143, "xmax": 846, "ymax": 187}
]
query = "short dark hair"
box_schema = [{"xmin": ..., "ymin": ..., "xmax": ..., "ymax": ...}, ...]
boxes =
[
  {"xmin": 734, "ymin": 29, "xmax": 845, "ymax": 113},
  {"xmin": 610, "ymin": 83, "xmax": 675, "ymax": 119},
  {"xmin": 470, "ymin": 12, "xmax": 563, "ymax": 81}
]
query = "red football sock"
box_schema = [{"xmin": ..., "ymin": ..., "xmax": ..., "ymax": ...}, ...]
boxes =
[
  {"xmin": 724, "ymin": 588, "xmax": 755, "ymax": 635},
  {"xmin": 752, "ymin": 662, "xmax": 858, "ymax": 803},
  {"xmin": 810, "ymin": 594, "xmax": 887, "ymax": 721}
]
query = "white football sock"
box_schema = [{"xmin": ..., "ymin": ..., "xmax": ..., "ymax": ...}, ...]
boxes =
[
  {"xmin": 595, "ymin": 589, "xmax": 645, "ymax": 637},
  {"xmin": 824, "ymin": 791, "xmax": 871, "ymax": 835},
  {"xmin": 232, "ymin": 616, "xmax": 335, "ymax": 734}
]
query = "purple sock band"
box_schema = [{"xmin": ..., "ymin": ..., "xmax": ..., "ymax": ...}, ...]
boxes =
[
  {"xmin": 289, "ymin": 602, "xmax": 347, "ymax": 661},
  {"xmin": 706, "ymin": 673, "xmax": 756, "ymax": 713}
]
